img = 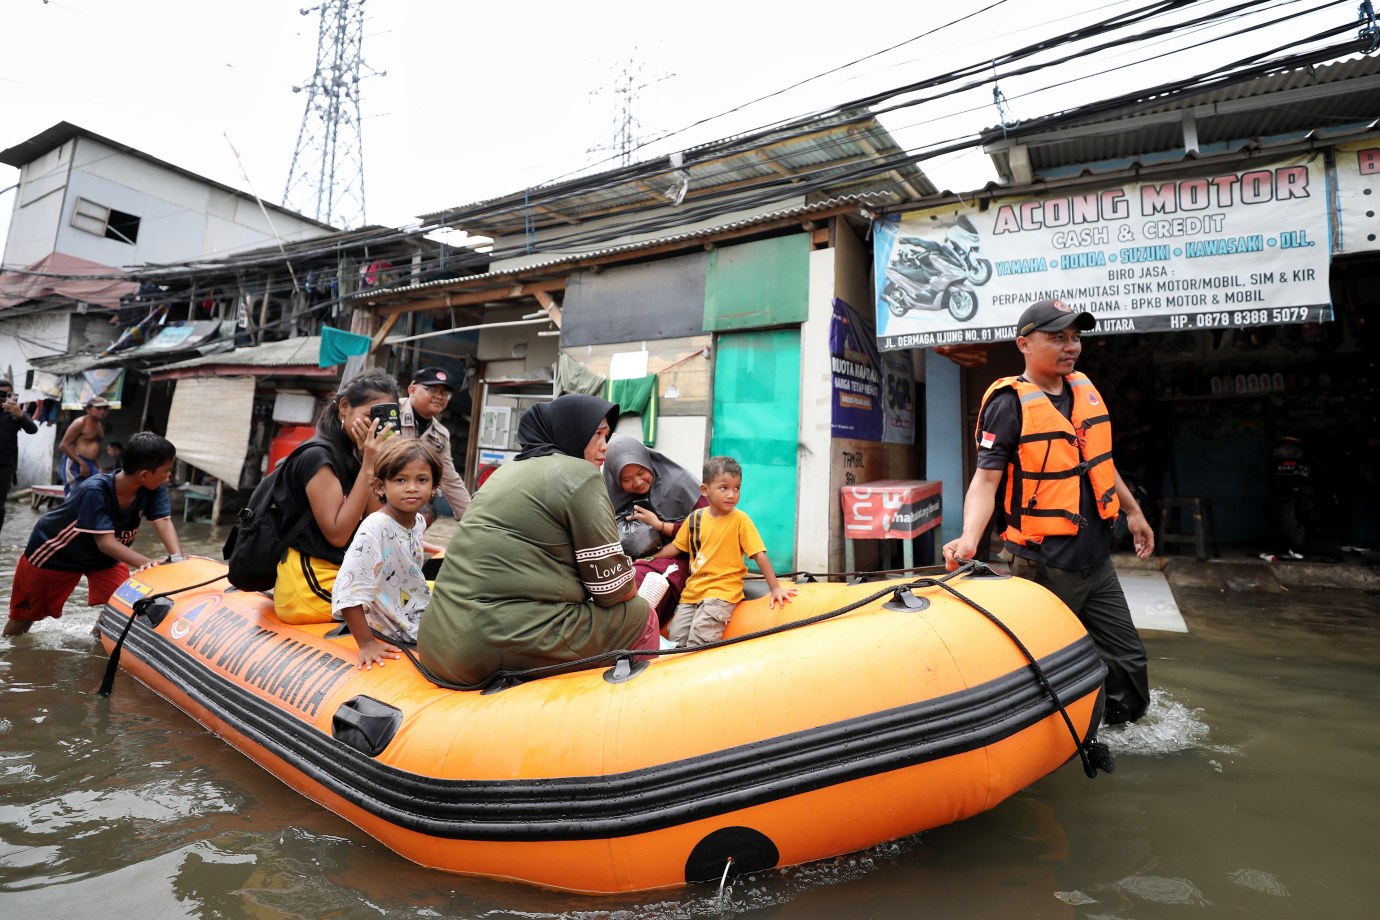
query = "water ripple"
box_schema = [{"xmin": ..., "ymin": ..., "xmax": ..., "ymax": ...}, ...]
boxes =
[{"xmin": 1100, "ymin": 689, "xmax": 1238, "ymax": 757}]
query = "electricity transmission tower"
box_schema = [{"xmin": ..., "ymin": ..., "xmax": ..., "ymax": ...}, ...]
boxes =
[
  {"xmin": 588, "ymin": 51, "xmax": 673, "ymax": 167},
  {"xmin": 282, "ymin": 0, "xmax": 383, "ymax": 229}
]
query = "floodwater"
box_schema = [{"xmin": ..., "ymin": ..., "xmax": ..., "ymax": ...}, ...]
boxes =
[{"xmin": 2, "ymin": 505, "xmax": 1377, "ymax": 919}]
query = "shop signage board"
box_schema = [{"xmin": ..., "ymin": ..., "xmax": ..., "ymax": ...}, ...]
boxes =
[
  {"xmin": 829, "ymin": 298, "xmax": 914, "ymax": 443},
  {"xmin": 1334, "ymin": 138, "xmax": 1380, "ymax": 253},
  {"xmin": 873, "ymin": 155, "xmax": 1333, "ymax": 351},
  {"xmin": 841, "ymin": 479, "xmax": 942, "ymax": 540}
]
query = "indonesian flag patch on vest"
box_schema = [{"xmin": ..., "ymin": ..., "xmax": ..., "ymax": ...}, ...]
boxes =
[{"xmin": 978, "ymin": 430, "xmax": 996, "ymax": 450}]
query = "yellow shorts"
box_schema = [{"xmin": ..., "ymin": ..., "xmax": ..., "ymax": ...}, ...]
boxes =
[{"xmin": 274, "ymin": 547, "xmax": 338, "ymax": 625}]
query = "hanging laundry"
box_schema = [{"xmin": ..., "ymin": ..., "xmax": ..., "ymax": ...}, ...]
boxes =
[
  {"xmin": 557, "ymin": 354, "xmax": 606, "ymax": 396},
  {"xmin": 605, "ymin": 375, "xmax": 659, "ymax": 446},
  {"xmin": 362, "ymin": 261, "xmax": 394, "ymax": 287},
  {"xmin": 319, "ymin": 326, "xmax": 373, "ymax": 367}
]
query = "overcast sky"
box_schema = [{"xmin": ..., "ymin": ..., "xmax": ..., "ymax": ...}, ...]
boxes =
[{"xmin": 0, "ymin": 0, "xmax": 1359, "ymax": 264}]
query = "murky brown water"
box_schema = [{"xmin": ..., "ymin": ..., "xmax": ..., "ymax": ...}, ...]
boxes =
[{"xmin": 2, "ymin": 504, "xmax": 1377, "ymax": 919}]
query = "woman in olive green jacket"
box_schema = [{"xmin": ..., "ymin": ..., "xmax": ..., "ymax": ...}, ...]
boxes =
[{"xmin": 418, "ymin": 395, "xmax": 656, "ymax": 686}]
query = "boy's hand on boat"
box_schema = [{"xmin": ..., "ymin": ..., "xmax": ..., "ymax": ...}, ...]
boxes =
[
  {"xmin": 768, "ymin": 585, "xmax": 797, "ymax": 609},
  {"xmin": 356, "ymin": 639, "xmax": 402, "ymax": 670}
]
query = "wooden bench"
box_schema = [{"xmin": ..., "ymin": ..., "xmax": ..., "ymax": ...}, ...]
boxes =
[{"xmin": 30, "ymin": 485, "xmax": 65, "ymax": 511}]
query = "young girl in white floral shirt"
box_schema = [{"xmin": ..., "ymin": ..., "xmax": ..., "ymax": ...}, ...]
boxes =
[{"xmin": 331, "ymin": 437, "xmax": 445, "ymax": 669}]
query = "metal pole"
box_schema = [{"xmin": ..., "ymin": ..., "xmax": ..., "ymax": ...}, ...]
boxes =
[
  {"xmin": 138, "ymin": 375, "xmax": 154, "ymax": 431},
  {"xmin": 211, "ymin": 479, "xmax": 223, "ymax": 526}
]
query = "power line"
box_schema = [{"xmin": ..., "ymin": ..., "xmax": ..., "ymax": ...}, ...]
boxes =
[
  {"xmin": 6, "ymin": 2, "xmax": 1360, "ymax": 292},
  {"xmin": 429, "ymin": 0, "xmax": 1332, "ymax": 233}
]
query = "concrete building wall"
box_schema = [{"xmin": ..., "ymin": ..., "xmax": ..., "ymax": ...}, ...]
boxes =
[
  {"xmin": 3, "ymin": 144, "xmax": 71, "ymax": 268},
  {"xmin": 796, "ymin": 246, "xmax": 835, "ymax": 573},
  {"xmin": 41, "ymin": 138, "xmax": 326, "ymax": 268},
  {"xmin": 476, "ymin": 306, "xmax": 560, "ymax": 377},
  {"xmin": 4, "ymin": 136, "xmax": 329, "ymax": 272}
]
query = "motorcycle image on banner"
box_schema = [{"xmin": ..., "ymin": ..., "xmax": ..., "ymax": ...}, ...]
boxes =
[
  {"xmin": 873, "ymin": 154, "xmax": 1333, "ymax": 352},
  {"xmin": 877, "ymin": 212, "xmax": 990, "ymax": 322}
]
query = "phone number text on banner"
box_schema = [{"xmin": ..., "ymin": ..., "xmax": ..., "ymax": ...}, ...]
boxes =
[{"xmin": 873, "ymin": 155, "xmax": 1333, "ymax": 351}]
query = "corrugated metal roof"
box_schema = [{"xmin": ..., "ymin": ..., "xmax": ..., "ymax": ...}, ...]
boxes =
[
  {"xmin": 986, "ymin": 55, "xmax": 1380, "ymax": 176},
  {"xmin": 1116, "ymin": 54, "xmax": 1380, "ymax": 116},
  {"xmin": 155, "ymin": 337, "xmax": 322, "ymax": 371},
  {"xmin": 354, "ymin": 193, "xmax": 888, "ymax": 304},
  {"xmin": 27, "ymin": 353, "xmax": 107, "ymax": 376},
  {"xmin": 421, "ymin": 114, "xmax": 933, "ymax": 237}
]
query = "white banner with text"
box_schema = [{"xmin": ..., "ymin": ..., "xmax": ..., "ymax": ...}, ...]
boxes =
[{"xmin": 873, "ymin": 154, "xmax": 1333, "ymax": 351}]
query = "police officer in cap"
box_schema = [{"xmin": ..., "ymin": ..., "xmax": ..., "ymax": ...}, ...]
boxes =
[
  {"xmin": 943, "ymin": 299, "xmax": 1153, "ymax": 724},
  {"xmin": 399, "ymin": 367, "xmax": 471, "ymax": 519}
]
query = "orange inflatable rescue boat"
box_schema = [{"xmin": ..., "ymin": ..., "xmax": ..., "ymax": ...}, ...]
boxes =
[{"xmin": 96, "ymin": 558, "xmax": 1107, "ymax": 894}]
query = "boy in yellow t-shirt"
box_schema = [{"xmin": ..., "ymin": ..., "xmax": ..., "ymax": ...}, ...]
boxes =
[{"xmin": 651, "ymin": 455, "xmax": 795, "ymax": 647}]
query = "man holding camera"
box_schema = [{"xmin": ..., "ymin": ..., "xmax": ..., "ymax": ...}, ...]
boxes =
[{"xmin": 0, "ymin": 379, "xmax": 39, "ymax": 533}]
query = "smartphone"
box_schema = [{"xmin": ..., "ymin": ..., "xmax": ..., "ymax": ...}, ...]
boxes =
[{"xmin": 368, "ymin": 402, "xmax": 400, "ymax": 435}]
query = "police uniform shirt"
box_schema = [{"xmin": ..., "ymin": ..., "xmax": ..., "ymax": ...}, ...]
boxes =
[{"xmin": 976, "ymin": 379, "xmax": 1114, "ymax": 570}]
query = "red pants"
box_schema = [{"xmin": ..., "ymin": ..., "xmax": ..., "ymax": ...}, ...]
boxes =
[{"xmin": 8, "ymin": 555, "xmax": 130, "ymax": 622}]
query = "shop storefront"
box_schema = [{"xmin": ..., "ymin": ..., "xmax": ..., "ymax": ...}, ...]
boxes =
[{"xmin": 881, "ymin": 145, "xmax": 1379, "ymax": 552}]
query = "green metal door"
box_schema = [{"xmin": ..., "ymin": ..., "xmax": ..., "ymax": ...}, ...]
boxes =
[{"xmin": 711, "ymin": 328, "xmax": 800, "ymax": 572}]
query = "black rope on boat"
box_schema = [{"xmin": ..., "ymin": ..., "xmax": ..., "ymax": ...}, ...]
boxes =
[
  {"xmin": 121, "ymin": 563, "xmax": 1111, "ymax": 778},
  {"xmin": 924, "ymin": 571, "xmax": 1114, "ymax": 779},
  {"xmin": 386, "ymin": 565, "xmax": 976, "ymax": 693},
  {"xmin": 95, "ymin": 575, "xmax": 227, "ymax": 697},
  {"xmin": 768, "ymin": 564, "xmax": 952, "ymax": 582}
]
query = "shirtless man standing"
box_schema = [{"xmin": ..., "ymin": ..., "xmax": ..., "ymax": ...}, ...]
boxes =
[{"xmin": 60, "ymin": 397, "xmax": 108, "ymax": 495}]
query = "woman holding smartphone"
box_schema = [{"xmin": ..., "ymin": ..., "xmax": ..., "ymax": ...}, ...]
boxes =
[{"xmin": 271, "ymin": 370, "xmax": 399, "ymax": 625}]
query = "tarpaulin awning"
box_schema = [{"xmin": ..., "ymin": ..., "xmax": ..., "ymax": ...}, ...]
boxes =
[
  {"xmin": 164, "ymin": 376, "xmax": 255, "ymax": 487},
  {"xmin": 122, "ymin": 321, "xmax": 226, "ymax": 357},
  {"xmin": 0, "ymin": 252, "xmax": 137, "ymax": 309}
]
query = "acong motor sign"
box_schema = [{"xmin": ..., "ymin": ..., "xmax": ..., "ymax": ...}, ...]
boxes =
[
  {"xmin": 873, "ymin": 155, "xmax": 1331, "ymax": 351},
  {"xmin": 991, "ymin": 166, "xmax": 1310, "ymax": 241}
]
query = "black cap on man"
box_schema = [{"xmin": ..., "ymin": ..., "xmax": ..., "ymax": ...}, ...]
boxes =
[
  {"xmin": 411, "ymin": 366, "xmax": 455, "ymax": 391},
  {"xmin": 1015, "ymin": 299, "xmax": 1096, "ymax": 338}
]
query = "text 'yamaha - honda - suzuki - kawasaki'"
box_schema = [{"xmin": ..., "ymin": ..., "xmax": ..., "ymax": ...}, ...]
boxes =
[{"xmin": 883, "ymin": 236, "xmax": 980, "ymax": 322}]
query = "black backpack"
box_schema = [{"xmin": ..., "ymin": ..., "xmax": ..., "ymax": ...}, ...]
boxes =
[{"xmin": 222, "ymin": 441, "xmax": 320, "ymax": 591}]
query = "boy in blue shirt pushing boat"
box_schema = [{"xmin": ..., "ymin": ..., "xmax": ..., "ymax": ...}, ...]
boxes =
[{"xmin": 4, "ymin": 432, "xmax": 182, "ymax": 637}]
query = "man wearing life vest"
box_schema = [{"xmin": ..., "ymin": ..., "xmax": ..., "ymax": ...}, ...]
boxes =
[{"xmin": 942, "ymin": 299, "xmax": 1153, "ymax": 725}]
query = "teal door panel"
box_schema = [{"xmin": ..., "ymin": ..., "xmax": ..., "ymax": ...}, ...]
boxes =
[
  {"xmin": 703, "ymin": 234, "xmax": 810, "ymax": 331},
  {"xmin": 711, "ymin": 328, "xmax": 800, "ymax": 572}
]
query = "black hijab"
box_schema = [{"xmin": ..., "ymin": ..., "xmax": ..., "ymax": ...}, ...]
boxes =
[{"xmin": 515, "ymin": 394, "xmax": 620, "ymax": 461}]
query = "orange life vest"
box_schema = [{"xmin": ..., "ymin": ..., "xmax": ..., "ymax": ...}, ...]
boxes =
[{"xmin": 976, "ymin": 372, "xmax": 1120, "ymax": 547}]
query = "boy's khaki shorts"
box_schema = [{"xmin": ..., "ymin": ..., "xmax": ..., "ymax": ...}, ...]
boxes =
[{"xmin": 668, "ymin": 597, "xmax": 737, "ymax": 648}]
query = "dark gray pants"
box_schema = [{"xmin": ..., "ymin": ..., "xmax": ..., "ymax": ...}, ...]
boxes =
[
  {"xmin": 1011, "ymin": 555, "xmax": 1150, "ymax": 724},
  {"xmin": 0, "ymin": 465, "xmax": 13, "ymax": 534}
]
